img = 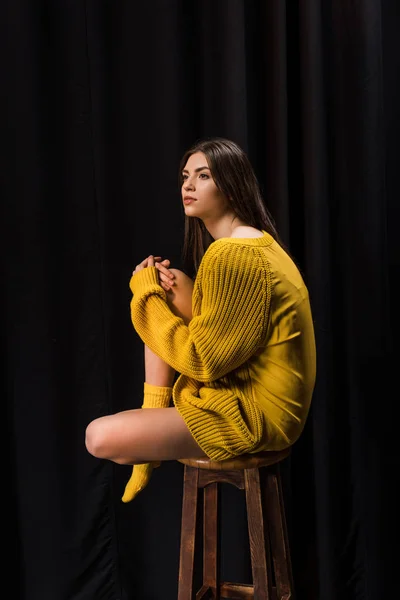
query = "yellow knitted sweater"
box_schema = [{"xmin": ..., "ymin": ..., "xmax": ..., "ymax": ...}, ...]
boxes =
[{"xmin": 129, "ymin": 232, "xmax": 316, "ymax": 461}]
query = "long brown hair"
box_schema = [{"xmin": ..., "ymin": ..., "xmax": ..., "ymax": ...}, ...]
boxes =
[{"xmin": 179, "ymin": 137, "xmax": 283, "ymax": 276}]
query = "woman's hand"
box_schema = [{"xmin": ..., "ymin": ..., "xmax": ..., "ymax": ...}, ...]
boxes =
[
  {"xmin": 132, "ymin": 255, "xmax": 176, "ymax": 292},
  {"xmin": 155, "ymin": 258, "xmax": 176, "ymax": 292},
  {"xmin": 132, "ymin": 255, "xmax": 156, "ymax": 275}
]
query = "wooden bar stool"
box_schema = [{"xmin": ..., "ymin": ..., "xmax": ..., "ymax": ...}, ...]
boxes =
[{"xmin": 177, "ymin": 448, "xmax": 294, "ymax": 600}]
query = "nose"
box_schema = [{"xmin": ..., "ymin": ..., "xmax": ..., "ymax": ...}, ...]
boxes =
[{"xmin": 183, "ymin": 176, "xmax": 195, "ymax": 191}]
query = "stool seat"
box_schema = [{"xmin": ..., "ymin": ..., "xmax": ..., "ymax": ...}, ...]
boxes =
[
  {"xmin": 179, "ymin": 447, "xmax": 291, "ymax": 471},
  {"xmin": 177, "ymin": 449, "xmax": 294, "ymax": 600}
]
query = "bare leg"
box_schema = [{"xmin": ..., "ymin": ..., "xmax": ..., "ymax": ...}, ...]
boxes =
[
  {"xmin": 85, "ymin": 269, "xmax": 207, "ymax": 465},
  {"xmin": 86, "ymin": 407, "xmax": 207, "ymax": 464},
  {"xmin": 145, "ymin": 343, "xmax": 175, "ymax": 387}
]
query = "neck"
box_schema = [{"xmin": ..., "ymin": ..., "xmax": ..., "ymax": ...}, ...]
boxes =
[{"xmin": 203, "ymin": 214, "xmax": 246, "ymax": 240}]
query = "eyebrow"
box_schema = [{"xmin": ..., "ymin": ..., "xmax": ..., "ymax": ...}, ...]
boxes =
[{"xmin": 182, "ymin": 166, "xmax": 210, "ymax": 173}]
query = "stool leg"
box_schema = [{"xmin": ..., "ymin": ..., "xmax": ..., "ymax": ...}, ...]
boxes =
[
  {"xmin": 202, "ymin": 482, "xmax": 219, "ymax": 599},
  {"xmin": 244, "ymin": 468, "xmax": 273, "ymax": 600},
  {"xmin": 178, "ymin": 465, "xmax": 199, "ymax": 600},
  {"xmin": 264, "ymin": 466, "xmax": 294, "ymax": 600}
]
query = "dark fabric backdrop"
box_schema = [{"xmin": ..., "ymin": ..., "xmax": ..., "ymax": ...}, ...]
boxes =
[{"xmin": 1, "ymin": 1, "xmax": 397, "ymax": 599}]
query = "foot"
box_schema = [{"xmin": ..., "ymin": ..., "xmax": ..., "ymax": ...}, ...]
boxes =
[{"xmin": 121, "ymin": 461, "xmax": 161, "ymax": 503}]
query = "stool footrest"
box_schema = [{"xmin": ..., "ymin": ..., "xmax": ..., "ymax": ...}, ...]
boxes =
[
  {"xmin": 219, "ymin": 582, "xmax": 254, "ymax": 598},
  {"xmin": 219, "ymin": 582, "xmax": 279, "ymax": 600}
]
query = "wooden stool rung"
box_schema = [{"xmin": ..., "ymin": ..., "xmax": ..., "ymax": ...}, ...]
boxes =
[
  {"xmin": 220, "ymin": 581, "xmax": 254, "ymax": 598},
  {"xmin": 198, "ymin": 469, "xmax": 245, "ymax": 489},
  {"xmin": 195, "ymin": 584, "xmax": 214, "ymax": 599}
]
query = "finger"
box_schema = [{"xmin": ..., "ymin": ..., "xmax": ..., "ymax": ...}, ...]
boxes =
[
  {"xmin": 158, "ymin": 268, "xmax": 172, "ymax": 282},
  {"xmin": 155, "ymin": 262, "xmax": 175, "ymax": 281},
  {"xmin": 159, "ymin": 274, "xmax": 175, "ymax": 289},
  {"xmin": 148, "ymin": 255, "xmax": 155, "ymax": 267},
  {"xmin": 133, "ymin": 257, "xmax": 147, "ymax": 274},
  {"xmin": 155, "ymin": 261, "xmax": 172, "ymax": 273},
  {"xmin": 161, "ymin": 282, "xmax": 174, "ymax": 293},
  {"xmin": 157, "ymin": 271, "xmax": 175, "ymax": 286}
]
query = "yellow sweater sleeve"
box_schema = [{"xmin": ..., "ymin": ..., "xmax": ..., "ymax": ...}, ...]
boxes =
[{"xmin": 129, "ymin": 243, "xmax": 271, "ymax": 382}]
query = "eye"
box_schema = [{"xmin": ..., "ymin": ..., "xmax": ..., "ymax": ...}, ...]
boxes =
[
  {"xmin": 199, "ymin": 172, "xmax": 209, "ymax": 179},
  {"xmin": 181, "ymin": 173, "xmax": 188, "ymax": 181}
]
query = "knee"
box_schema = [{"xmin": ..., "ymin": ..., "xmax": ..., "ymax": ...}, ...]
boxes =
[
  {"xmin": 169, "ymin": 269, "xmax": 193, "ymax": 286},
  {"xmin": 168, "ymin": 269, "xmax": 194, "ymax": 299},
  {"xmin": 166, "ymin": 269, "xmax": 194, "ymax": 324},
  {"xmin": 85, "ymin": 418, "xmax": 110, "ymax": 459}
]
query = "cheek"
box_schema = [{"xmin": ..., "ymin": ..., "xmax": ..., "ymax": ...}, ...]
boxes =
[{"xmin": 207, "ymin": 183, "xmax": 221, "ymax": 199}]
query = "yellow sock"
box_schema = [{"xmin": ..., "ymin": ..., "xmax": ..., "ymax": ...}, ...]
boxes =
[{"xmin": 121, "ymin": 383, "xmax": 172, "ymax": 503}]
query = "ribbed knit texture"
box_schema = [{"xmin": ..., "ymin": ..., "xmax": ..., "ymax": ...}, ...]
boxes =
[
  {"xmin": 121, "ymin": 383, "xmax": 172, "ymax": 503},
  {"xmin": 129, "ymin": 232, "xmax": 316, "ymax": 461},
  {"xmin": 141, "ymin": 382, "xmax": 172, "ymax": 408},
  {"xmin": 130, "ymin": 242, "xmax": 270, "ymax": 382}
]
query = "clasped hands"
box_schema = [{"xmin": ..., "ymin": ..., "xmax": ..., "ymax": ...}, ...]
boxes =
[{"xmin": 132, "ymin": 255, "xmax": 176, "ymax": 292}]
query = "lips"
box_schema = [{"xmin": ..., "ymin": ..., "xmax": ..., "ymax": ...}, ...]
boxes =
[{"xmin": 183, "ymin": 196, "xmax": 196, "ymax": 205}]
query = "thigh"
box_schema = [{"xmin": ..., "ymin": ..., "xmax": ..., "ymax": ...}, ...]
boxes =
[{"xmin": 85, "ymin": 407, "xmax": 207, "ymax": 464}]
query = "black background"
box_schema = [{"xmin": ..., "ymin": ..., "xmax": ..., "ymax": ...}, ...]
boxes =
[{"xmin": 1, "ymin": 1, "xmax": 397, "ymax": 599}]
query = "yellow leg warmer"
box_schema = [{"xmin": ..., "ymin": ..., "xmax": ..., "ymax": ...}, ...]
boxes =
[{"xmin": 121, "ymin": 382, "xmax": 172, "ymax": 503}]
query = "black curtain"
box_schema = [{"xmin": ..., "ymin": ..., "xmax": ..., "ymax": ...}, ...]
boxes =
[{"xmin": 1, "ymin": 1, "xmax": 397, "ymax": 599}]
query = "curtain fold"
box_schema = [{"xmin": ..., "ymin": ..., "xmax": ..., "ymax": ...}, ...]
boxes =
[{"xmin": 1, "ymin": 1, "xmax": 396, "ymax": 598}]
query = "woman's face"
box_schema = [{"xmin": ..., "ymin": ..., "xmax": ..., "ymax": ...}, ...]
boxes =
[{"xmin": 181, "ymin": 152, "xmax": 230, "ymax": 221}]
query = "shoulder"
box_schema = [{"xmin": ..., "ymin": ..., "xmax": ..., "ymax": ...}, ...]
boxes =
[
  {"xmin": 203, "ymin": 239, "xmax": 256, "ymax": 263},
  {"xmin": 200, "ymin": 240, "xmax": 268, "ymax": 283}
]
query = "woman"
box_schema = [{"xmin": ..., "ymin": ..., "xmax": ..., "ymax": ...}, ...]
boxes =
[{"xmin": 85, "ymin": 137, "xmax": 317, "ymax": 503}]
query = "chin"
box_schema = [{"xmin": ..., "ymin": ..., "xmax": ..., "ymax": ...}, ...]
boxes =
[{"xmin": 184, "ymin": 206, "xmax": 198, "ymax": 216}]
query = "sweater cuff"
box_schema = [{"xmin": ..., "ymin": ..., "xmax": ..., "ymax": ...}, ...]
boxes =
[
  {"xmin": 142, "ymin": 382, "xmax": 172, "ymax": 408},
  {"xmin": 129, "ymin": 267, "xmax": 166, "ymax": 299}
]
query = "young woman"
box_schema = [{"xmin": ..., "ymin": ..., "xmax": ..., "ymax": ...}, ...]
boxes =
[{"xmin": 85, "ymin": 137, "xmax": 317, "ymax": 503}]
